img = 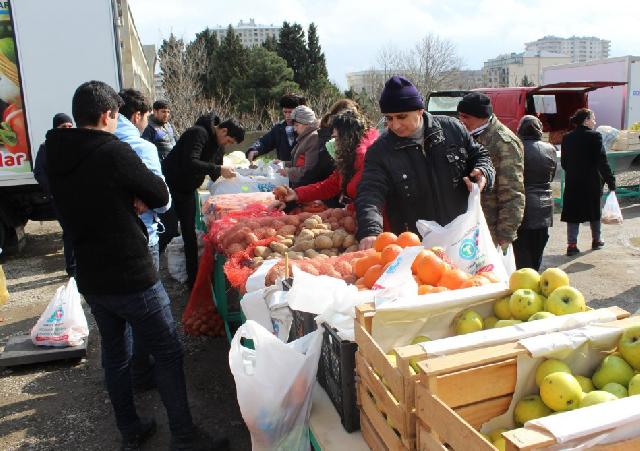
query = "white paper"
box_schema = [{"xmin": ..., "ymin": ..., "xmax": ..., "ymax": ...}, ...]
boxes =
[
  {"xmin": 245, "ymin": 259, "xmax": 278, "ymax": 293},
  {"xmin": 287, "ymin": 266, "xmax": 352, "ymax": 315}
]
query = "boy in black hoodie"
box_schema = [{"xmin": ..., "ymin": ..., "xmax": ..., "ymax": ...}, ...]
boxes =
[{"xmin": 45, "ymin": 81, "xmax": 228, "ymax": 451}]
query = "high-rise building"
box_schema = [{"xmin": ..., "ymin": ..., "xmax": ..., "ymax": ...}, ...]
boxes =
[
  {"xmin": 525, "ymin": 36, "xmax": 610, "ymax": 64},
  {"xmin": 482, "ymin": 51, "xmax": 571, "ymax": 88},
  {"xmin": 213, "ymin": 19, "xmax": 281, "ymax": 48}
]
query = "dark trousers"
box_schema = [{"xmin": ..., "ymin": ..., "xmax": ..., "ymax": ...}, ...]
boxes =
[
  {"xmin": 160, "ymin": 190, "xmax": 198, "ymax": 287},
  {"xmin": 84, "ymin": 281, "xmax": 194, "ymax": 439},
  {"xmin": 567, "ymin": 221, "xmax": 601, "ymax": 245},
  {"xmin": 512, "ymin": 228, "xmax": 549, "ymax": 271},
  {"xmin": 53, "ymin": 202, "xmax": 76, "ymax": 277}
]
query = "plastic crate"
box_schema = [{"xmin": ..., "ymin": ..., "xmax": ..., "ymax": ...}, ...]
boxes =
[
  {"xmin": 317, "ymin": 322, "xmax": 359, "ymax": 433},
  {"xmin": 288, "ymin": 309, "xmax": 317, "ymax": 341}
]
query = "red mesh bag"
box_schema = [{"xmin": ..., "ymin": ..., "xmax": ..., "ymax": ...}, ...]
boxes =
[
  {"xmin": 223, "ymin": 237, "xmax": 277, "ymax": 293},
  {"xmin": 182, "ymin": 239, "xmax": 225, "ymax": 337}
]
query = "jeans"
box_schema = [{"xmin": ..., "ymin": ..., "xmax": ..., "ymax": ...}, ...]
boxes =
[
  {"xmin": 567, "ymin": 221, "xmax": 601, "ymax": 245},
  {"xmin": 84, "ymin": 281, "xmax": 194, "ymax": 439}
]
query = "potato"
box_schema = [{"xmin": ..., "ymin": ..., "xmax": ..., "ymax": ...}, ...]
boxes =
[
  {"xmin": 315, "ymin": 235, "xmax": 333, "ymax": 250},
  {"xmin": 288, "ymin": 251, "xmax": 303, "ymax": 260},
  {"xmin": 342, "ymin": 216, "xmax": 356, "ymax": 233},
  {"xmin": 254, "ymin": 246, "xmax": 271, "ymax": 258},
  {"xmin": 278, "ymin": 225, "xmax": 297, "ymax": 236},
  {"xmin": 310, "ymin": 214, "xmax": 322, "ymax": 223},
  {"xmin": 245, "ymin": 232, "xmax": 259, "ymax": 244},
  {"xmin": 271, "ymin": 219, "xmax": 285, "ymax": 230},
  {"xmin": 292, "ymin": 240, "xmax": 314, "ymax": 252},
  {"xmin": 312, "ymin": 228, "xmax": 332, "ymax": 237},
  {"xmin": 332, "ymin": 233, "xmax": 345, "ymax": 248},
  {"xmin": 226, "ymin": 243, "xmax": 245, "ymax": 255},
  {"xmin": 320, "ymin": 249, "xmax": 338, "ymax": 257},
  {"xmin": 263, "ymin": 227, "xmax": 277, "ymax": 237},
  {"xmin": 280, "ymin": 238, "xmax": 294, "ymax": 247},
  {"xmin": 298, "ymin": 229, "xmax": 315, "ymax": 241},
  {"xmin": 252, "ymin": 257, "xmax": 264, "ymax": 267},
  {"xmin": 283, "ymin": 215, "xmax": 300, "ymax": 226},
  {"xmin": 303, "ymin": 218, "xmax": 319, "ymax": 229},
  {"xmin": 343, "ymin": 234, "xmax": 356, "ymax": 249},
  {"xmin": 269, "ymin": 242, "xmax": 288, "ymax": 254},
  {"xmin": 316, "ymin": 254, "xmax": 329, "ymax": 259},
  {"xmin": 284, "ymin": 234, "xmax": 295, "ymax": 240},
  {"xmin": 345, "ymin": 244, "xmax": 359, "ymax": 253},
  {"xmin": 305, "ymin": 249, "xmax": 320, "ymax": 258}
]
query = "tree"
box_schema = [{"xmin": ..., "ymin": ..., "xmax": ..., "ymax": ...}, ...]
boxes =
[
  {"xmin": 230, "ymin": 47, "xmax": 300, "ymax": 116},
  {"xmin": 216, "ymin": 25, "xmax": 248, "ymax": 95},
  {"xmin": 189, "ymin": 28, "xmax": 220, "ymax": 97},
  {"xmin": 277, "ymin": 22, "xmax": 308, "ymax": 89},
  {"xmin": 520, "ymin": 74, "xmax": 534, "ymax": 87},
  {"xmin": 305, "ymin": 23, "xmax": 329, "ymax": 91},
  {"xmin": 262, "ymin": 35, "xmax": 278, "ymax": 53}
]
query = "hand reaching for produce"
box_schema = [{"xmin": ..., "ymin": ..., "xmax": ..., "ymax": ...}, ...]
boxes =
[
  {"xmin": 220, "ymin": 165, "xmax": 237, "ymax": 179},
  {"xmin": 359, "ymin": 236, "xmax": 376, "ymax": 250},
  {"xmin": 278, "ymin": 168, "xmax": 288, "ymax": 177},
  {"xmin": 247, "ymin": 150, "xmax": 258, "ymax": 161},
  {"xmin": 133, "ymin": 198, "xmax": 149, "ymax": 214},
  {"xmin": 273, "ymin": 185, "xmax": 297, "ymax": 203},
  {"xmin": 464, "ymin": 168, "xmax": 487, "ymax": 192}
]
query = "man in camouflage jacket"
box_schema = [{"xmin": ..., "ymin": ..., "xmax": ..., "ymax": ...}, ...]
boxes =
[{"xmin": 457, "ymin": 93, "xmax": 525, "ymax": 248}]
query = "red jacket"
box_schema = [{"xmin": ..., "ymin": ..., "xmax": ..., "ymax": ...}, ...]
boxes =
[{"xmin": 295, "ymin": 128, "xmax": 379, "ymax": 206}]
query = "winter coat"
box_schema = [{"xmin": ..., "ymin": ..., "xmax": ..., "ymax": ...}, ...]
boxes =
[
  {"xmin": 355, "ymin": 112, "xmax": 495, "ymax": 240},
  {"xmin": 474, "ymin": 115, "xmax": 525, "ymax": 245},
  {"xmin": 286, "ymin": 121, "xmax": 320, "ymax": 186},
  {"xmin": 141, "ymin": 114, "xmax": 177, "ymax": 160},
  {"xmin": 519, "ymin": 138, "xmax": 557, "ymax": 229},
  {"xmin": 296, "ymin": 126, "xmax": 336, "ymax": 187},
  {"xmin": 33, "ymin": 142, "xmax": 51, "ymax": 194},
  {"xmin": 162, "ymin": 115, "xmax": 223, "ymax": 194},
  {"xmin": 115, "ymin": 114, "xmax": 171, "ymax": 247},
  {"xmin": 45, "ymin": 128, "xmax": 169, "ymax": 295},
  {"xmin": 246, "ymin": 120, "xmax": 295, "ymax": 161},
  {"xmin": 295, "ymin": 128, "xmax": 379, "ymax": 208},
  {"xmin": 561, "ymin": 125, "xmax": 616, "ymax": 223}
]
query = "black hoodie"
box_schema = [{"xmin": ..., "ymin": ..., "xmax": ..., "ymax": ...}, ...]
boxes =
[
  {"xmin": 45, "ymin": 127, "xmax": 169, "ymax": 295},
  {"xmin": 162, "ymin": 114, "xmax": 222, "ymax": 193}
]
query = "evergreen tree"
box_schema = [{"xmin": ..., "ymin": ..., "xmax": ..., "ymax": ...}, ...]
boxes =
[
  {"xmin": 158, "ymin": 33, "xmax": 186, "ymax": 101},
  {"xmin": 216, "ymin": 25, "xmax": 248, "ymax": 96},
  {"xmin": 277, "ymin": 22, "xmax": 308, "ymax": 89},
  {"xmin": 305, "ymin": 23, "xmax": 329, "ymax": 91},
  {"xmin": 190, "ymin": 28, "xmax": 220, "ymax": 97},
  {"xmin": 262, "ymin": 35, "xmax": 278, "ymax": 53}
]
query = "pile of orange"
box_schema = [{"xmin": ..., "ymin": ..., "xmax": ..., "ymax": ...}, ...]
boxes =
[{"xmin": 352, "ymin": 231, "xmax": 499, "ymax": 293}]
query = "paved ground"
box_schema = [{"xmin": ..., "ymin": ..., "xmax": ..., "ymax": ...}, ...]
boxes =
[{"xmin": 0, "ymin": 197, "xmax": 639, "ymax": 450}]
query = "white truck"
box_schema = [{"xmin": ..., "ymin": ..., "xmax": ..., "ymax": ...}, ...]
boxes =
[
  {"xmin": 0, "ymin": 0, "xmax": 121, "ymax": 251},
  {"xmin": 542, "ymin": 55, "xmax": 640, "ymax": 130}
]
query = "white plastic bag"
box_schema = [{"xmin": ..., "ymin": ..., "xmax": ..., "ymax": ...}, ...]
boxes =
[
  {"xmin": 229, "ymin": 320, "xmax": 322, "ymax": 450},
  {"xmin": 417, "ymin": 184, "xmax": 507, "ymax": 281},
  {"xmin": 31, "ymin": 278, "xmax": 89, "ymax": 347},
  {"xmin": 166, "ymin": 233, "xmax": 205, "ymax": 283},
  {"xmin": 498, "ymin": 244, "xmax": 516, "ymax": 276},
  {"xmin": 208, "ymin": 173, "xmax": 289, "ymax": 196},
  {"xmin": 602, "ymin": 191, "xmax": 623, "ymax": 224}
]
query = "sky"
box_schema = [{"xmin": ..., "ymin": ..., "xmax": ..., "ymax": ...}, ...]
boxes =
[{"xmin": 129, "ymin": 0, "xmax": 640, "ymax": 89}]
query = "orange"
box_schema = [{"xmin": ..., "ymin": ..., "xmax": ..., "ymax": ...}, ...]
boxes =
[
  {"xmin": 418, "ymin": 284, "xmax": 434, "ymax": 295},
  {"xmin": 460, "ymin": 275, "xmax": 491, "ymax": 289},
  {"xmin": 476, "ymin": 271, "xmax": 500, "ymax": 283},
  {"xmin": 355, "ymin": 277, "xmax": 367, "ymax": 290},
  {"xmin": 416, "ymin": 251, "xmax": 447, "ymax": 285},
  {"xmin": 381, "ymin": 244, "xmax": 403, "ymax": 264},
  {"xmin": 430, "ymin": 286, "xmax": 449, "ymax": 293},
  {"xmin": 396, "ymin": 231, "xmax": 421, "ymax": 248},
  {"xmin": 363, "ymin": 264, "xmax": 385, "ymax": 289},
  {"xmin": 374, "ymin": 232, "xmax": 398, "ymax": 252},
  {"xmin": 354, "ymin": 254, "xmax": 382, "ymax": 278},
  {"xmin": 411, "ymin": 249, "xmax": 430, "ymax": 274},
  {"xmin": 437, "ymin": 268, "xmax": 471, "ymax": 290}
]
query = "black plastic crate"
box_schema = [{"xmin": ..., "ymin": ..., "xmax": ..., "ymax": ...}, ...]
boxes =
[
  {"xmin": 316, "ymin": 322, "xmax": 359, "ymax": 432},
  {"xmin": 288, "ymin": 309, "xmax": 317, "ymax": 341}
]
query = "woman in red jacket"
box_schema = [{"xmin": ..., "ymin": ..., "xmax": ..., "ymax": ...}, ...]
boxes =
[{"xmin": 274, "ymin": 110, "xmax": 379, "ymax": 210}]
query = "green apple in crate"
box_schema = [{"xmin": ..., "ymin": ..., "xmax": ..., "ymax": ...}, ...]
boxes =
[
  {"xmin": 540, "ymin": 372, "xmax": 582, "ymax": 411},
  {"xmin": 575, "ymin": 375, "xmax": 594, "ymax": 393},
  {"xmin": 544, "ymin": 286, "xmax": 586, "ymax": 315},
  {"xmin": 453, "ymin": 309, "xmax": 483, "ymax": 335},
  {"xmin": 509, "ymin": 268, "xmax": 541, "ymax": 292},
  {"xmin": 592, "ymin": 355, "xmax": 634, "ymax": 389},
  {"xmin": 514, "ymin": 394, "xmax": 552, "ymax": 426},
  {"xmin": 628, "ymin": 374, "xmax": 640, "ymax": 396},
  {"xmin": 602, "ymin": 382, "xmax": 628, "ymax": 398},
  {"xmin": 580, "ymin": 390, "xmax": 618, "ymax": 407},
  {"xmin": 539, "ymin": 268, "xmax": 570, "ymax": 297},
  {"xmin": 509, "ymin": 289, "xmax": 544, "ymax": 320},
  {"xmin": 618, "ymin": 326, "xmax": 640, "ymax": 370},
  {"xmin": 528, "ymin": 311, "xmax": 555, "ymax": 321},
  {"xmin": 535, "ymin": 359, "xmax": 572, "ymax": 387}
]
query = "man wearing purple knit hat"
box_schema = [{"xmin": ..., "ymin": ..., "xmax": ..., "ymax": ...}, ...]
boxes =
[{"xmin": 355, "ymin": 76, "xmax": 495, "ymax": 249}]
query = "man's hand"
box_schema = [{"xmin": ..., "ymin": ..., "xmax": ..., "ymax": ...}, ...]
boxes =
[
  {"xmin": 220, "ymin": 166, "xmax": 237, "ymax": 179},
  {"xmin": 464, "ymin": 168, "xmax": 487, "ymax": 192},
  {"xmin": 359, "ymin": 236, "xmax": 377, "ymax": 250},
  {"xmin": 247, "ymin": 150, "xmax": 258, "ymax": 162},
  {"xmin": 133, "ymin": 198, "xmax": 149, "ymax": 215},
  {"xmin": 278, "ymin": 168, "xmax": 288, "ymax": 177},
  {"xmin": 498, "ymin": 241, "xmax": 510, "ymax": 254}
]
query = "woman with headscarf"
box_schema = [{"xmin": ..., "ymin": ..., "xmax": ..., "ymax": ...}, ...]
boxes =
[
  {"xmin": 278, "ymin": 105, "xmax": 320, "ymax": 187},
  {"xmin": 561, "ymin": 108, "xmax": 616, "ymax": 257},
  {"xmin": 274, "ymin": 110, "xmax": 379, "ymax": 214},
  {"xmin": 511, "ymin": 115, "xmax": 557, "ymax": 270}
]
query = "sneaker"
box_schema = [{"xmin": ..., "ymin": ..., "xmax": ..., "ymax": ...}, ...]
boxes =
[
  {"xmin": 566, "ymin": 245, "xmax": 580, "ymax": 256},
  {"xmin": 121, "ymin": 417, "xmax": 157, "ymax": 451},
  {"xmin": 171, "ymin": 426, "xmax": 230, "ymax": 451},
  {"xmin": 592, "ymin": 240, "xmax": 605, "ymax": 250}
]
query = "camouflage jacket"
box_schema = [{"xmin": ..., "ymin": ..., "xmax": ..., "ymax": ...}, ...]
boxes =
[{"xmin": 474, "ymin": 115, "xmax": 525, "ymax": 245}]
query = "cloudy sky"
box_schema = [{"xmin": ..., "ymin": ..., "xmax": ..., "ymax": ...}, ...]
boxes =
[{"xmin": 129, "ymin": 0, "xmax": 640, "ymax": 89}]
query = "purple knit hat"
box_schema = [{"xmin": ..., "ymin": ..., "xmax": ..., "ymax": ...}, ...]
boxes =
[{"xmin": 378, "ymin": 76, "xmax": 424, "ymax": 113}]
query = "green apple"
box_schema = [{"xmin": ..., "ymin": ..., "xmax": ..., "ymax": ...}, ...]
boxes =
[
  {"xmin": 602, "ymin": 382, "xmax": 628, "ymax": 398},
  {"xmin": 579, "ymin": 390, "xmax": 618, "ymax": 407},
  {"xmin": 575, "ymin": 375, "xmax": 594, "ymax": 393},
  {"xmin": 411, "ymin": 335, "xmax": 431, "ymax": 345},
  {"xmin": 509, "ymin": 289, "xmax": 544, "ymax": 320},
  {"xmin": 539, "ymin": 268, "xmax": 570, "ymax": 297},
  {"xmin": 488, "ymin": 428, "xmax": 508, "ymax": 442},
  {"xmin": 513, "ymin": 394, "xmax": 552, "ymax": 426},
  {"xmin": 509, "ymin": 268, "xmax": 541, "ymax": 292},
  {"xmin": 409, "ymin": 358, "xmax": 420, "ymax": 374},
  {"xmin": 494, "ymin": 319, "xmax": 523, "ymax": 328},
  {"xmin": 493, "ymin": 296, "xmax": 512, "ymax": 320},
  {"xmin": 535, "ymin": 359, "xmax": 572, "ymax": 387},
  {"xmin": 618, "ymin": 326, "xmax": 640, "ymax": 370},
  {"xmin": 483, "ymin": 316, "xmax": 499, "ymax": 329},
  {"xmin": 544, "ymin": 286, "xmax": 586, "ymax": 315},
  {"xmin": 592, "ymin": 355, "xmax": 634, "ymax": 389},
  {"xmin": 493, "ymin": 436, "xmax": 506, "ymax": 451},
  {"xmin": 528, "ymin": 311, "xmax": 556, "ymax": 321},
  {"xmin": 453, "ymin": 309, "xmax": 483, "ymax": 335},
  {"xmin": 386, "ymin": 353, "xmax": 397, "ymax": 367},
  {"xmin": 540, "ymin": 372, "xmax": 582, "ymax": 411},
  {"xmin": 628, "ymin": 374, "xmax": 640, "ymax": 396}
]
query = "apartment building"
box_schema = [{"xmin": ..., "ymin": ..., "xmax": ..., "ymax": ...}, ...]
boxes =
[
  {"xmin": 483, "ymin": 51, "xmax": 571, "ymax": 87},
  {"xmin": 525, "ymin": 36, "xmax": 610, "ymax": 64},
  {"xmin": 213, "ymin": 19, "xmax": 281, "ymax": 47}
]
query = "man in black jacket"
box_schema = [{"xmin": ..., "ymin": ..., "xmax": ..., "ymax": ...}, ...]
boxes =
[
  {"xmin": 45, "ymin": 81, "xmax": 228, "ymax": 450},
  {"xmin": 161, "ymin": 113, "xmax": 244, "ymax": 288},
  {"xmin": 355, "ymin": 76, "xmax": 495, "ymax": 249},
  {"xmin": 246, "ymin": 93, "xmax": 305, "ymax": 162}
]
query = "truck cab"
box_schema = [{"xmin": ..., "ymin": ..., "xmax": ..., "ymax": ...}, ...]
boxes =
[{"xmin": 427, "ymin": 82, "xmax": 626, "ymax": 143}]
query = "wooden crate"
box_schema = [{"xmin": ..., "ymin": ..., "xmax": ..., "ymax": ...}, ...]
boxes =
[
  {"xmin": 414, "ymin": 314, "xmax": 637, "ymax": 451},
  {"xmin": 504, "ymin": 427, "xmax": 640, "ymax": 450},
  {"xmin": 611, "ymin": 130, "xmax": 640, "ymax": 151}
]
